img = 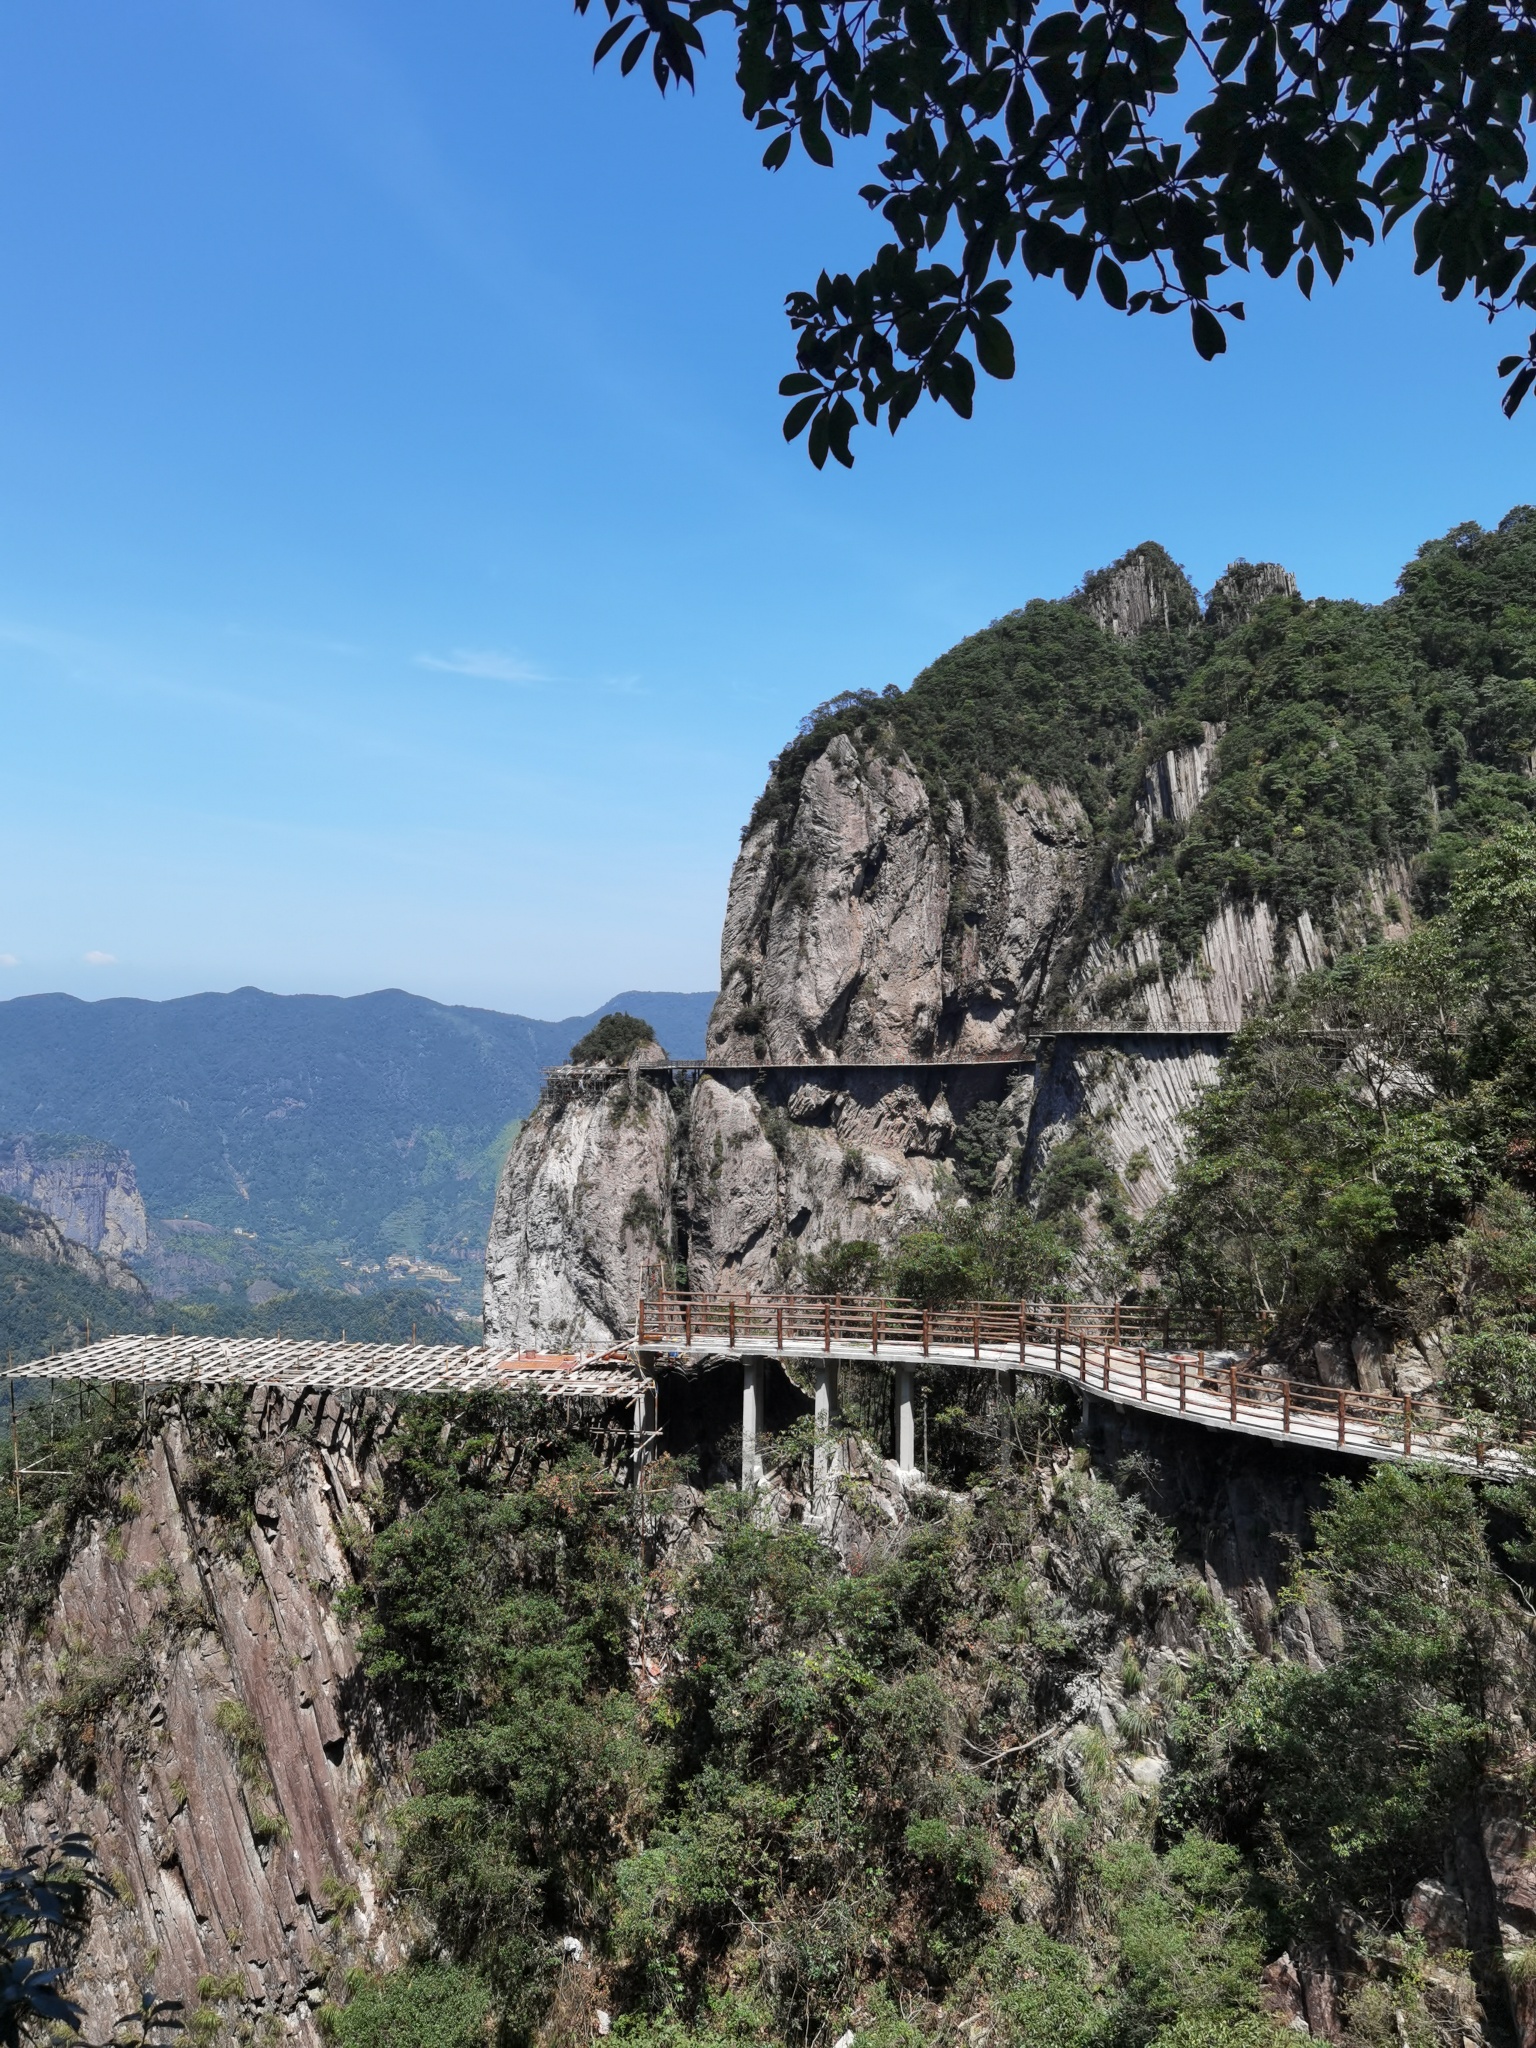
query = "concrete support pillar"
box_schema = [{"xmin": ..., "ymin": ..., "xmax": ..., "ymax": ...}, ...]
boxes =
[
  {"xmin": 895, "ymin": 1366, "xmax": 916, "ymax": 1477},
  {"xmin": 631, "ymin": 1381, "xmax": 656, "ymax": 1485},
  {"xmin": 813, "ymin": 1360, "xmax": 839, "ymax": 1497},
  {"xmin": 741, "ymin": 1356, "xmax": 764, "ymax": 1490}
]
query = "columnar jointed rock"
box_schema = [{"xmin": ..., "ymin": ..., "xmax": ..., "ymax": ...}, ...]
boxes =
[
  {"xmin": 1073, "ymin": 543, "xmax": 1203, "ymax": 641},
  {"xmin": 1204, "ymin": 559, "xmax": 1301, "ymax": 633},
  {"xmin": 0, "ymin": 1393, "xmax": 411, "ymax": 2047}
]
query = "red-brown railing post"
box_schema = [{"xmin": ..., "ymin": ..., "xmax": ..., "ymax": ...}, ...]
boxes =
[
  {"xmin": 973, "ymin": 1312, "xmax": 981, "ymax": 1360},
  {"xmin": 1103, "ymin": 1343, "xmax": 1110, "ymax": 1391},
  {"xmin": 1054, "ymin": 1327, "xmax": 1062, "ymax": 1370},
  {"xmin": 1114, "ymin": 1303, "xmax": 1121, "ymax": 1344},
  {"xmin": 872, "ymin": 1306, "xmax": 880, "ymax": 1357},
  {"xmin": 1404, "ymin": 1393, "xmax": 1412, "ymax": 1458},
  {"xmin": 637, "ymin": 1294, "xmax": 647, "ymax": 1344},
  {"xmin": 1019, "ymin": 1305, "xmax": 1027, "ymax": 1364},
  {"xmin": 729, "ymin": 1300, "xmax": 736, "ymax": 1349},
  {"xmin": 1180, "ymin": 1354, "xmax": 1187, "ymax": 1411},
  {"xmin": 1079, "ymin": 1334, "xmax": 1087, "ymax": 1381},
  {"xmin": 1337, "ymin": 1389, "xmax": 1346, "ymax": 1447},
  {"xmin": 1229, "ymin": 1362, "xmax": 1237, "ymax": 1423},
  {"xmin": 684, "ymin": 1301, "xmax": 693, "ymax": 1347},
  {"xmin": 1139, "ymin": 1348, "xmax": 1147, "ymax": 1401},
  {"xmin": 823, "ymin": 1302, "xmax": 831, "ymax": 1353},
  {"xmin": 1283, "ymin": 1381, "xmax": 1291, "ymax": 1434},
  {"xmin": 923, "ymin": 1310, "xmax": 930, "ymax": 1358},
  {"xmin": 1064, "ymin": 1304, "xmax": 1073, "ymax": 1338},
  {"xmin": 776, "ymin": 1304, "xmax": 783, "ymax": 1349}
]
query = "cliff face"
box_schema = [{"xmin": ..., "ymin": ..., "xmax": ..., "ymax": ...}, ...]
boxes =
[
  {"xmin": 483, "ymin": 535, "xmax": 1458, "ymax": 1344},
  {"xmin": 483, "ymin": 1044, "xmax": 676, "ymax": 1351},
  {"xmin": 712, "ymin": 734, "xmax": 1092, "ymax": 1063},
  {"xmin": 0, "ymin": 1194, "xmax": 150, "ymax": 1297},
  {"xmin": 0, "ymin": 1393, "xmax": 408, "ymax": 2046},
  {"xmin": 0, "ymin": 1136, "xmax": 149, "ymax": 1261}
]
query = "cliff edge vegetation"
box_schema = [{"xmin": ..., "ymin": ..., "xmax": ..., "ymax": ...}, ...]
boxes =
[{"xmin": 748, "ymin": 511, "xmax": 1536, "ymax": 979}]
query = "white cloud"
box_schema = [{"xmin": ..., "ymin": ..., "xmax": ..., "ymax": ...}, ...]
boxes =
[
  {"xmin": 83, "ymin": 950, "xmax": 117, "ymax": 965},
  {"xmin": 416, "ymin": 648, "xmax": 549, "ymax": 685},
  {"xmin": 0, "ymin": 954, "xmax": 16, "ymax": 968}
]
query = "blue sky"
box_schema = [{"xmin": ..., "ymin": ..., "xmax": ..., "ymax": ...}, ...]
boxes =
[{"xmin": 4, "ymin": 0, "xmax": 1534, "ymax": 1018}]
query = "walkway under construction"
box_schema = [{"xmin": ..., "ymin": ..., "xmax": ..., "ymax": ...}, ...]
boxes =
[
  {"xmin": 14, "ymin": 1333, "xmax": 650, "ymax": 1403},
  {"xmin": 10, "ymin": 1294, "xmax": 1528, "ymax": 1486}
]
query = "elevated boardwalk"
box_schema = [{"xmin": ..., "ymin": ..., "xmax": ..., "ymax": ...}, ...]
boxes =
[
  {"xmin": 13, "ymin": 1299, "xmax": 1527, "ymax": 1488},
  {"xmin": 635, "ymin": 1292, "xmax": 1530, "ymax": 1479}
]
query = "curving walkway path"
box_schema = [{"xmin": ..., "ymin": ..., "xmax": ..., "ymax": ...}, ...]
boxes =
[{"xmin": 634, "ymin": 1292, "xmax": 1530, "ymax": 1479}]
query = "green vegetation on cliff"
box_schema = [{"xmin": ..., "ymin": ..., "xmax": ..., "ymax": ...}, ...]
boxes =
[
  {"xmin": 320, "ymin": 1391, "xmax": 1536, "ymax": 2048},
  {"xmin": 1146, "ymin": 818, "xmax": 1536, "ymax": 1412},
  {"xmin": 751, "ymin": 512, "xmax": 1536, "ymax": 973}
]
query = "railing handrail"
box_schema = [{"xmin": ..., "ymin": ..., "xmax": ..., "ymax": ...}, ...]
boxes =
[{"xmin": 633, "ymin": 1289, "xmax": 1533, "ymax": 1465}]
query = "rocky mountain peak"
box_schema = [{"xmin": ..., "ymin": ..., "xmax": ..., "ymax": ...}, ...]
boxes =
[
  {"xmin": 1204, "ymin": 558, "xmax": 1300, "ymax": 633},
  {"xmin": 1073, "ymin": 541, "xmax": 1202, "ymax": 639}
]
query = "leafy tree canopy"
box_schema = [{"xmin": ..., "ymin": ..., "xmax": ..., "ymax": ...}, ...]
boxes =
[
  {"xmin": 570, "ymin": 1012, "xmax": 662, "ymax": 1065},
  {"xmin": 577, "ymin": 0, "xmax": 1536, "ymax": 464},
  {"xmin": 1143, "ymin": 816, "xmax": 1536, "ymax": 1394}
]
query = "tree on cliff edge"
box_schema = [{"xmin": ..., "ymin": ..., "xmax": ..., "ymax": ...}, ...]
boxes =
[{"xmin": 575, "ymin": 0, "xmax": 1536, "ymax": 464}]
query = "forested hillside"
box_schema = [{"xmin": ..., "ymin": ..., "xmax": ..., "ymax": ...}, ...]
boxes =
[
  {"xmin": 4, "ymin": 1375, "xmax": 1531, "ymax": 2048},
  {"xmin": 0, "ymin": 986, "xmax": 713, "ymax": 1307}
]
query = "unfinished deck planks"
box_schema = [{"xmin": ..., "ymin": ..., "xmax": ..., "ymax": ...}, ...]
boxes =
[{"xmin": 13, "ymin": 1334, "xmax": 649, "ymax": 1403}]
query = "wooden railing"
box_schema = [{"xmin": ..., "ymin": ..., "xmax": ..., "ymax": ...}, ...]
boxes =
[
  {"xmin": 637, "ymin": 1290, "xmax": 1263, "ymax": 1355},
  {"xmin": 634, "ymin": 1290, "xmax": 1532, "ymax": 1470}
]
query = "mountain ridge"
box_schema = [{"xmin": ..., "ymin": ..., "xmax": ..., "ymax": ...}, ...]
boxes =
[{"xmin": 0, "ymin": 984, "xmax": 715, "ymax": 1307}]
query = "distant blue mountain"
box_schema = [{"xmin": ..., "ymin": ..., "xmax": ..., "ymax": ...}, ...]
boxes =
[{"xmin": 0, "ymin": 985, "xmax": 715, "ymax": 1304}]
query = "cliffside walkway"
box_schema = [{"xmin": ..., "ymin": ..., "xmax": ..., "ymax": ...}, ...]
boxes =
[
  {"xmin": 634, "ymin": 1291, "xmax": 1531, "ymax": 1481},
  {"xmin": 544, "ymin": 1032, "xmax": 1238, "ymax": 1092},
  {"xmin": 11, "ymin": 1333, "xmax": 651, "ymax": 1404}
]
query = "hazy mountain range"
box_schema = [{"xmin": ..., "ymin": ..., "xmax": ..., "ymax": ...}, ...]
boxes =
[{"xmin": 0, "ymin": 985, "xmax": 714, "ymax": 1308}]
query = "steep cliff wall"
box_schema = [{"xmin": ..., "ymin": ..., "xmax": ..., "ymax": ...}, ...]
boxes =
[
  {"xmin": 484, "ymin": 1043, "xmax": 677, "ymax": 1350},
  {"xmin": 0, "ymin": 1193, "xmax": 149, "ymax": 1297},
  {"xmin": 486, "ymin": 523, "xmax": 1516, "ymax": 1341},
  {"xmin": 0, "ymin": 1136, "xmax": 149, "ymax": 1261},
  {"xmin": 0, "ymin": 1392, "xmax": 409, "ymax": 2047}
]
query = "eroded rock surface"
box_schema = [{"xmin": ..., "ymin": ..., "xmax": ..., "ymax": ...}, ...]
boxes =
[
  {"xmin": 484, "ymin": 543, "xmax": 1428, "ymax": 1349},
  {"xmin": 0, "ymin": 1136, "xmax": 149, "ymax": 1260},
  {"xmin": 0, "ymin": 1393, "xmax": 409, "ymax": 2046},
  {"xmin": 484, "ymin": 1044, "xmax": 678, "ymax": 1350}
]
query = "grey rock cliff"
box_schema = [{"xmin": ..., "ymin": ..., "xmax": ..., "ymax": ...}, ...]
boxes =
[
  {"xmin": 484, "ymin": 1043, "xmax": 676, "ymax": 1350},
  {"xmin": 0, "ymin": 1135, "xmax": 149, "ymax": 1260},
  {"xmin": 0, "ymin": 1195, "xmax": 149, "ymax": 1297},
  {"xmin": 484, "ymin": 545, "xmax": 1415, "ymax": 1335},
  {"xmin": 712, "ymin": 732, "xmax": 1093, "ymax": 1063},
  {"xmin": 0, "ymin": 1393, "xmax": 410, "ymax": 2047}
]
